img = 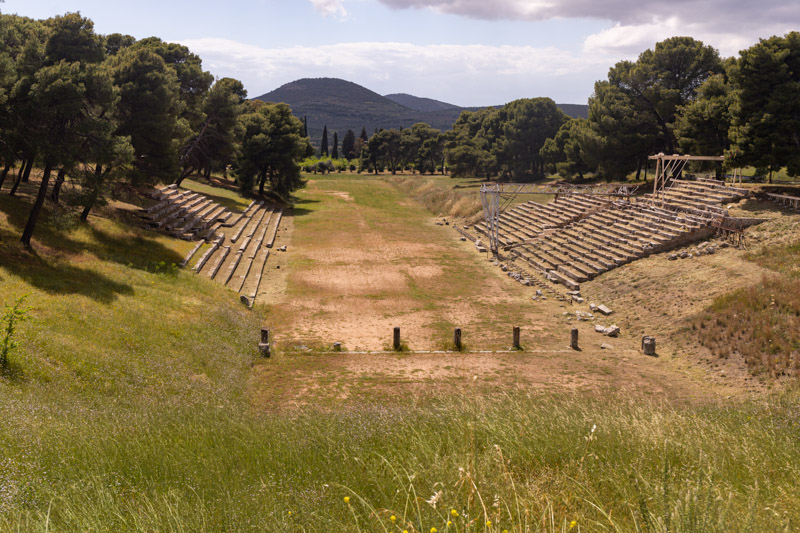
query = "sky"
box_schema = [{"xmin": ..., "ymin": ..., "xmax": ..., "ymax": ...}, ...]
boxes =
[{"xmin": 4, "ymin": 0, "xmax": 798, "ymax": 106}]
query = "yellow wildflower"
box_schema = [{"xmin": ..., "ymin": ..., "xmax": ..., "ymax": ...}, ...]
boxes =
[
  {"xmin": 390, "ymin": 515, "xmax": 397, "ymax": 523},
  {"xmin": 451, "ymin": 509, "xmax": 459, "ymax": 517},
  {"xmin": 486, "ymin": 520, "xmax": 492, "ymax": 527},
  {"xmin": 344, "ymin": 496, "xmax": 350, "ymax": 504},
  {"xmin": 570, "ymin": 520, "xmax": 577, "ymax": 529}
]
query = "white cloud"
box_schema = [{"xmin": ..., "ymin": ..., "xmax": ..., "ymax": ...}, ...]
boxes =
[
  {"xmin": 310, "ymin": 0, "xmax": 347, "ymax": 17},
  {"xmin": 181, "ymin": 38, "xmax": 612, "ymax": 105},
  {"xmin": 378, "ymin": 0, "xmax": 800, "ymax": 58}
]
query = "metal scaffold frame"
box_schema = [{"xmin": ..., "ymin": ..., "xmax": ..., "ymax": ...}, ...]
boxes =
[{"xmin": 648, "ymin": 153, "xmax": 726, "ymax": 205}]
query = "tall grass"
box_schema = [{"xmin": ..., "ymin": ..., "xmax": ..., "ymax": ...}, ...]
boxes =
[
  {"xmin": 692, "ymin": 238, "xmax": 800, "ymax": 377},
  {"xmin": 388, "ymin": 177, "xmax": 483, "ymax": 221},
  {"xmin": 1, "ymin": 392, "xmax": 799, "ymax": 531}
]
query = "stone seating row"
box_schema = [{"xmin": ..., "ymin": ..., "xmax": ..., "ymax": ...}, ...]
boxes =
[
  {"xmin": 189, "ymin": 201, "xmax": 282, "ymax": 307},
  {"xmin": 141, "ymin": 184, "xmax": 231, "ymax": 241},
  {"xmin": 510, "ymin": 203, "xmax": 703, "ymax": 288}
]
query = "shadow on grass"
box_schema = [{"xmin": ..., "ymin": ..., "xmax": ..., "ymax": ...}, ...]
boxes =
[
  {"xmin": 1, "ymin": 193, "xmax": 184, "ymax": 300},
  {"xmin": 288, "ymin": 196, "xmax": 321, "ymax": 218},
  {"xmin": 0, "ymin": 228, "xmax": 134, "ymax": 303}
]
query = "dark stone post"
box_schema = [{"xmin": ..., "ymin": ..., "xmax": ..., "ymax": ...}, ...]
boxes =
[
  {"xmin": 570, "ymin": 328, "xmax": 579, "ymax": 350},
  {"xmin": 642, "ymin": 336, "xmax": 656, "ymax": 356},
  {"xmin": 259, "ymin": 328, "xmax": 271, "ymax": 357},
  {"xmin": 393, "ymin": 327, "xmax": 401, "ymax": 351},
  {"xmin": 453, "ymin": 328, "xmax": 462, "ymax": 351},
  {"xmin": 513, "ymin": 327, "xmax": 521, "ymax": 349}
]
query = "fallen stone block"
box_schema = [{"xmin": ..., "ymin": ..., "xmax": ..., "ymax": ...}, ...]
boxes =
[
  {"xmin": 597, "ymin": 305, "xmax": 613, "ymax": 316},
  {"xmin": 603, "ymin": 325, "xmax": 620, "ymax": 337},
  {"xmin": 595, "ymin": 324, "xmax": 606, "ymax": 333},
  {"xmin": 601, "ymin": 343, "xmax": 613, "ymax": 350}
]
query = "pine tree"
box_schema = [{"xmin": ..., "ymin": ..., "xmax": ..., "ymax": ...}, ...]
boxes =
[
  {"xmin": 332, "ymin": 131, "xmax": 339, "ymax": 159},
  {"xmin": 320, "ymin": 125, "xmax": 329, "ymax": 157}
]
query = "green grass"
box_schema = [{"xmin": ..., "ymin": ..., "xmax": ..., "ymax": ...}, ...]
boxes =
[
  {"xmin": 3, "ymin": 174, "xmax": 800, "ymax": 531},
  {"xmin": 182, "ymin": 177, "xmax": 252, "ymax": 211},
  {"xmin": 2, "ymin": 391, "xmax": 800, "ymax": 531}
]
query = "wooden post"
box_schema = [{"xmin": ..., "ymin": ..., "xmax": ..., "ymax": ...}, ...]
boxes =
[
  {"xmin": 570, "ymin": 328, "xmax": 579, "ymax": 350},
  {"xmin": 393, "ymin": 327, "xmax": 401, "ymax": 351},
  {"xmin": 453, "ymin": 328, "xmax": 462, "ymax": 351},
  {"xmin": 513, "ymin": 326, "xmax": 521, "ymax": 349},
  {"xmin": 259, "ymin": 327, "xmax": 271, "ymax": 357}
]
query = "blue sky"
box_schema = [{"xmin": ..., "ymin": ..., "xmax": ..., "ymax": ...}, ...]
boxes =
[{"xmin": 4, "ymin": 1, "xmax": 797, "ymax": 106}]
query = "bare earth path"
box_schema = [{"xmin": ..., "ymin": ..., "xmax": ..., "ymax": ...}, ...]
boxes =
[{"xmin": 252, "ymin": 176, "xmax": 750, "ymax": 409}]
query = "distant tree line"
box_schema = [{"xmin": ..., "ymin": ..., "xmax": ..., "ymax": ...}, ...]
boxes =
[
  {"xmin": 540, "ymin": 34, "xmax": 800, "ymax": 183},
  {"xmin": 307, "ymin": 34, "xmax": 800, "ymax": 184},
  {"xmin": 0, "ymin": 12, "xmax": 311, "ymax": 247}
]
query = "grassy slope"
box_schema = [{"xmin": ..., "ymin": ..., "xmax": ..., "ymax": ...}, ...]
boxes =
[{"xmin": 1, "ymin": 176, "xmax": 800, "ymax": 531}]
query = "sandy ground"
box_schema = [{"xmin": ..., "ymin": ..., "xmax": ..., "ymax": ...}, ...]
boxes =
[{"xmin": 248, "ymin": 179, "xmax": 780, "ymax": 409}]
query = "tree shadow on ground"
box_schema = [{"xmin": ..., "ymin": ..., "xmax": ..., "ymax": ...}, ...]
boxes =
[
  {"xmin": 287, "ymin": 197, "xmax": 321, "ymax": 218},
  {"xmin": 0, "ymin": 227, "xmax": 134, "ymax": 304},
  {"xmin": 1, "ymin": 192, "xmax": 186, "ymax": 276}
]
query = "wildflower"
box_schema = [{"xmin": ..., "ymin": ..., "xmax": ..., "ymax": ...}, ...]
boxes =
[
  {"xmin": 447, "ymin": 521, "xmax": 452, "ymax": 527},
  {"xmin": 451, "ymin": 509, "xmax": 459, "ymax": 517},
  {"xmin": 570, "ymin": 520, "xmax": 577, "ymax": 529},
  {"xmin": 487, "ymin": 520, "xmax": 492, "ymax": 527},
  {"xmin": 431, "ymin": 528, "xmax": 438, "ymax": 533},
  {"xmin": 390, "ymin": 515, "xmax": 397, "ymax": 523},
  {"xmin": 287, "ymin": 511, "xmax": 292, "ymax": 516},
  {"xmin": 426, "ymin": 490, "xmax": 443, "ymax": 508},
  {"xmin": 344, "ymin": 496, "xmax": 350, "ymax": 504}
]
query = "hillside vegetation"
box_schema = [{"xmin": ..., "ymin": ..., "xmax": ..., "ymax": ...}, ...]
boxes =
[{"xmin": 255, "ymin": 77, "xmax": 588, "ymax": 142}]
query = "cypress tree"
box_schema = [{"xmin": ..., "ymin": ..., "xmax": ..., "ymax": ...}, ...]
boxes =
[
  {"xmin": 332, "ymin": 131, "xmax": 339, "ymax": 159},
  {"xmin": 342, "ymin": 129, "xmax": 356, "ymax": 160},
  {"xmin": 302, "ymin": 116, "xmax": 308, "ymax": 137},
  {"xmin": 360, "ymin": 127, "xmax": 368, "ymax": 141},
  {"xmin": 320, "ymin": 125, "xmax": 329, "ymax": 157}
]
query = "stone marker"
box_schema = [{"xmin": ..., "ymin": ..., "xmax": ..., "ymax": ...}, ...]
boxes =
[
  {"xmin": 597, "ymin": 305, "xmax": 613, "ymax": 316},
  {"xmin": 258, "ymin": 328, "xmax": 271, "ymax": 357},
  {"xmin": 513, "ymin": 327, "xmax": 521, "ymax": 349},
  {"xmin": 603, "ymin": 325, "xmax": 620, "ymax": 337},
  {"xmin": 393, "ymin": 327, "xmax": 401, "ymax": 351},
  {"xmin": 570, "ymin": 328, "xmax": 579, "ymax": 350},
  {"xmin": 595, "ymin": 324, "xmax": 605, "ymax": 333},
  {"xmin": 454, "ymin": 328, "xmax": 462, "ymax": 350},
  {"xmin": 642, "ymin": 336, "xmax": 656, "ymax": 356}
]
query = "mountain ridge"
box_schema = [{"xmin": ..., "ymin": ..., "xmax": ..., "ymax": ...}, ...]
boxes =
[{"xmin": 255, "ymin": 77, "xmax": 588, "ymax": 145}]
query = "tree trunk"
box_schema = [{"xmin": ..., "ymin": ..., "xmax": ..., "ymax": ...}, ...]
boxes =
[
  {"xmin": 21, "ymin": 162, "xmax": 53, "ymax": 247},
  {"xmin": 204, "ymin": 166, "xmax": 211, "ymax": 179},
  {"xmin": 9, "ymin": 159, "xmax": 30, "ymax": 196},
  {"xmin": 635, "ymin": 159, "xmax": 642, "ymax": 181},
  {"xmin": 258, "ymin": 170, "xmax": 266, "ymax": 196},
  {"xmin": 50, "ymin": 169, "xmax": 66, "ymax": 202},
  {"xmin": 80, "ymin": 165, "xmax": 103, "ymax": 222},
  {"xmin": 0, "ymin": 161, "xmax": 12, "ymax": 190}
]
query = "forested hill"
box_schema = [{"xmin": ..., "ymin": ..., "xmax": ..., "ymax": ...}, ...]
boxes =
[{"xmin": 255, "ymin": 78, "xmax": 588, "ymax": 142}]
